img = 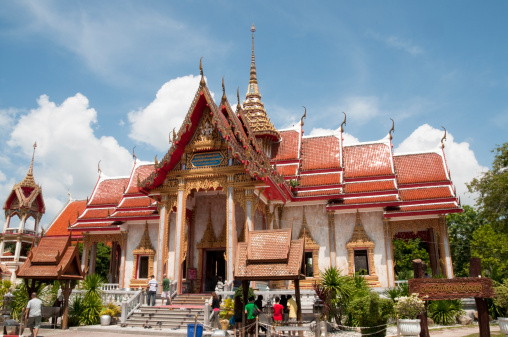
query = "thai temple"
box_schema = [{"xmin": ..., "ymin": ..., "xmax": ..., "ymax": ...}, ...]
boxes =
[{"xmin": 2, "ymin": 26, "xmax": 462, "ymax": 290}]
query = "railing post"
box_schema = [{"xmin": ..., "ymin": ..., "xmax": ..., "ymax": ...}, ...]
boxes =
[
  {"xmin": 121, "ymin": 298, "xmax": 128, "ymax": 324},
  {"xmin": 204, "ymin": 300, "xmax": 210, "ymax": 327}
]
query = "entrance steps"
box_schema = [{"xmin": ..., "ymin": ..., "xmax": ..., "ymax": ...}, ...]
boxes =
[{"xmin": 125, "ymin": 294, "xmax": 206, "ymax": 329}]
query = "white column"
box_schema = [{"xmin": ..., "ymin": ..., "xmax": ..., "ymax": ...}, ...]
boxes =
[
  {"xmin": 3, "ymin": 216, "xmax": 11, "ymax": 233},
  {"xmin": 156, "ymin": 204, "xmax": 166, "ymax": 289},
  {"xmin": 328, "ymin": 212, "xmax": 336, "ymax": 268},
  {"xmin": 119, "ymin": 232, "xmax": 127, "ymax": 288},
  {"xmin": 89, "ymin": 242, "xmax": 98, "ymax": 274},
  {"xmin": 226, "ymin": 184, "xmax": 235, "ymax": 282},
  {"xmin": 14, "ymin": 238, "xmax": 22, "ymax": 262},
  {"xmin": 385, "ymin": 223, "xmax": 395, "ymax": 287},
  {"xmin": 174, "ymin": 180, "xmax": 185, "ymax": 293},
  {"xmin": 18, "ymin": 214, "xmax": 27, "ymax": 233},
  {"xmin": 441, "ymin": 221, "xmax": 454, "ymax": 278},
  {"xmin": 245, "ymin": 189, "xmax": 253, "ymax": 231},
  {"xmin": 81, "ymin": 240, "xmax": 89, "ymax": 272}
]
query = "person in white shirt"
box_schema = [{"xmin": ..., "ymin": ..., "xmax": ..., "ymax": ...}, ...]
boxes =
[
  {"xmin": 26, "ymin": 292, "xmax": 43, "ymax": 337},
  {"xmin": 147, "ymin": 275, "xmax": 158, "ymax": 306}
]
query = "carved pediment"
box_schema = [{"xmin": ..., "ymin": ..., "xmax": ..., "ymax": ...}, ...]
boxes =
[
  {"xmin": 197, "ymin": 207, "xmax": 226, "ymax": 248},
  {"xmin": 187, "ymin": 110, "xmax": 224, "ymax": 152},
  {"xmin": 133, "ymin": 223, "xmax": 155, "ymax": 255},
  {"xmin": 298, "ymin": 207, "xmax": 319, "ymax": 250},
  {"xmin": 346, "ymin": 210, "xmax": 374, "ymax": 249}
]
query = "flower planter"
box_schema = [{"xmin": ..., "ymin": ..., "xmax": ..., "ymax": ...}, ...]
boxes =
[
  {"xmin": 398, "ymin": 319, "xmax": 421, "ymax": 337},
  {"xmin": 220, "ymin": 320, "xmax": 229, "ymax": 330},
  {"xmin": 100, "ymin": 314, "xmax": 112, "ymax": 326},
  {"xmin": 499, "ymin": 317, "xmax": 508, "ymax": 336}
]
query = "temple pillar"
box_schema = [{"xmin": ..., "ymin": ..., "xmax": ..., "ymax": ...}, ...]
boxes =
[
  {"xmin": 226, "ymin": 175, "xmax": 235, "ymax": 282},
  {"xmin": 174, "ymin": 178, "xmax": 186, "ymax": 293},
  {"xmin": 89, "ymin": 242, "xmax": 98, "ymax": 275},
  {"xmin": 14, "ymin": 236, "xmax": 22, "ymax": 262},
  {"xmin": 2, "ymin": 215, "xmax": 10, "ymax": 233},
  {"xmin": 81, "ymin": 235, "xmax": 90, "ymax": 272},
  {"xmin": 156, "ymin": 199, "xmax": 167, "ymax": 289},
  {"xmin": 439, "ymin": 215, "xmax": 453, "ymax": 278},
  {"xmin": 119, "ymin": 231, "xmax": 128, "ymax": 288},
  {"xmin": 109, "ymin": 242, "xmax": 117, "ymax": 283},
  {"xmin": 327, "ymin": 211, "xmax": 336, "ymax": 268},
  {"xmin": 384, "ymin": 219, "xmax": 395, "ymax": 287},
  {"xmin": 18, "ymin": 213, "xmax": 27, "ymax": 233},
  {"xmin": 245, "ymin": 189, "xmax": 254, "ymax": 235}
]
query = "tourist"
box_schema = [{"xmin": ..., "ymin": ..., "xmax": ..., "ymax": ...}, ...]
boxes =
[
  {"xmin": 273, "ymin": 296, "xmax": 284, "ymax": 337},
  {"xmin": 210, "ymin": 292, "xmax": 221, "ymax": 329},
  {"xmin": 233, "ymin": 295, "xmax": 243, "ymax": 337},
  {"xmin": 280, "ymin": 295, "xmax": 289, "ymax": 322},
  {"xmin": 25, "ymin": 292, "xmax": 42, "ymax": 337},
  {"xmin": 147, "ymin": 275, "xmax": 158, "ymax": 306},
  {"xmin": 287, "ymin": 295, "xmax": 298, "ymax": 336},
  {"xmin": 254, "ymin": 295, "xmax": 266, "ymax": 333},
  {"xmin": 215, "ymin": 276, "xmax": 224, "ymax": 301},
  {"xmin": 244, "ymin": 296, "xmax": 258, "ymax": 337},
  {"xmin": 161, "ymin": 274, "xmax": 172, "ymax": 305}
]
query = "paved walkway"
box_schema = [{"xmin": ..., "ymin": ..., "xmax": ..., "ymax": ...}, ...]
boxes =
[{"xmin": 429, "ymin": 324, "xmax": 501, "ymax": 336}]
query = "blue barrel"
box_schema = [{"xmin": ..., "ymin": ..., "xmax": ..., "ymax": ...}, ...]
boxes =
[{"xmin": 187, "ymin": 323, "xmax": 203, "ymax": 337}]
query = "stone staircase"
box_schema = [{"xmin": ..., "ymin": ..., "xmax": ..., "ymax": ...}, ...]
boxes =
[{"xmin": 125, "ymin": 294, "xmax": 207, "ymax": 329}]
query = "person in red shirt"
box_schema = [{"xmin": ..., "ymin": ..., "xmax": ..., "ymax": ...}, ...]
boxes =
[{"xmin": 272, "ymin": 296, "xmax": 284, "ymax": 337}]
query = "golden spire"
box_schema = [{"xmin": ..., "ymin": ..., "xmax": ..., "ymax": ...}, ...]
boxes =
[
  {"xmin": 20, "ymin": 141, "xmax": 38, "ymax": 187},
  {"xmin": 249, "ymin": 23, "xmax": 258, "ymax": 89}
]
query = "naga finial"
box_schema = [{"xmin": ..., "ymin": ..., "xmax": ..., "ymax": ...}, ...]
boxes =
[
  {"xmin": 340, "ymin": 112, "xmax": 347, "ymax": 133},
  {"xmin": 199, "ymin": 57, "xmax": 203, "ymax": 77},
  {"xmin": 132, "ymin": 146, "xmax": 137, "ymax": 160},
  {"xmin": 172, "ymin": 127, "xmax": 177, "ymax": 142},
  {"xmin": 154, "ymin": 155, "xmax": 158, "ymax": 167},
  {"xmin": 222, "ymin": 76, "xmax": 225, "ymax": 94},
  {"xmin": 97, "ymin": 160, "xmax": 102, "ymax": 176},
  {"xmin": 301, "ymin": 106, "xmax": 307, "ymax": 126},
  {"xmin": 441, "ymin": 126, "xmax": 447, "ymax": 148},
  {"xmin": 389, "ymin": 118, "xmax": 395, "ymax": 140}
]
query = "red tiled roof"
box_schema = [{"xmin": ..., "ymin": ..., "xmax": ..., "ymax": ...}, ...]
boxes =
[
  {"xmin": 79, "ymin": 208, "xmax": 112, "ymax": 219},
  {"xmin": 301, "ymin": 136, "xmax": 341, "ymax": 171},
  {"xmin": 344, "ymin": 143, "xmax": 393, "ymax": 178},
  {"xmin": 248, "ymin": 229, "xmax": 291, "ymax": 262},
  {"xmin": 110, "ymin": 210, "xmax": 156, "ymax": 218},
  {"xmin": 344, "ymin": 195, "xmax": 398, "ymax": 204},
  {"xmin": 276, "ymin": 164, "xmax": 298, "ymax": 176},
  {"xmin": 399, "ymin": 186, "xmax": 453, "ymax": 201},
  {"xmin": 344, "ymin": 180, "xmax": 396, "ymax": 193},
  {"xmin": 126, "ymin": 165, "xmax": 155, "ymax": 194},
  {"xmin": 45, "ymin": 200, "xmax": 87, "ymax": 237},
  {"xmin": 117, "ymin": 197, "xmax": 154, "ymax": 208},
  {"xmin": 297, "ymin": 189, "xmax": 342, "ymax": 197},
  {"xmin": 31, "ymin": 237, "xmax": 68, "ymax": 263},
  {"xmin": 272, "ymin": 130, "xmax": 300, "ymax": 160},
  {"xmin": 89, "ymin": 178, "xmax": 129, "ymax": 205},
  {"xmin": 394, "ymin": 153, "xmax": 448, "ymax": 184},
  {"xmin": 394, "ymin": 203, "xmax": 459, "ymax": 212},
  {"xmin": 299, "ymin": 173, "xmax": 341, "ymax": 187}
]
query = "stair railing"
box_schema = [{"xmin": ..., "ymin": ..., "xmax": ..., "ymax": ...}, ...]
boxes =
[
  {"xmin": 120, "ymin": 289, "xmax": 143, "ymax": 324},
  {"xmin": 170, "ymin": 280, "xmax": 178, "ymax": 300}
]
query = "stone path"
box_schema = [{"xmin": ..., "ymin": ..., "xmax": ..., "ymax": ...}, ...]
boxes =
[{"xmin": 428, "ymin": 324, "xmax": 501, "ymax": 336}]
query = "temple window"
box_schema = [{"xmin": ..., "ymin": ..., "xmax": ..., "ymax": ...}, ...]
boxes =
[
  {"xmin": 304, "ymin": 251, "xmax": 314, "ymax": 277},
  {"xmin": 353, "ymin": 249, "xmax": 369, "ymax": 275},
  {"xmin": 137, "ymin": 256, "xmax": 149, "ymax": 279}
]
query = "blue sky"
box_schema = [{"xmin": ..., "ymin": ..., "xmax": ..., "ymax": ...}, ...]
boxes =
[{"xmin": 1, "ymin": 1, "xmax": 507, "ymax": 227}]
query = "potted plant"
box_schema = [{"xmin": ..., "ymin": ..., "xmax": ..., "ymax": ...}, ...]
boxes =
[
  {"xmin": 494, "ymin": 280, "xmax": 508, "ymax": 335},
  {"xmin": 219, "ymin": 298, "xmax": 234, "ymax": 330},
  {"xmin": 99, "ymin": 307, "xmax": 115, "ymax": 326},
  {"xmin": 394, "ymin": 293, "xmax": 426, "ymax": 337}
]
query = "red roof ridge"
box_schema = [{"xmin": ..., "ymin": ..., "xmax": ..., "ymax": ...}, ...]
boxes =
[{"xmin": 344, "ymin": 133, "xmax": 391, "ymax": 148}]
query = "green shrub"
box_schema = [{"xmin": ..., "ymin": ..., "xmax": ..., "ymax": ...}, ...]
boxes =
[
  {"xmin": 234, "ymin": 286, "xmax": 256, "ymax": 302},
  {"xmin": 349, "ymin": 292, "xmax": 393, "ymax": 337},
  {"xmin": 428, "ymin": 300, "xmax": 463, "ymax": 325},
  {"xmin": 394, "ymin": 293, "xmax": 425, "ymax": 319}
]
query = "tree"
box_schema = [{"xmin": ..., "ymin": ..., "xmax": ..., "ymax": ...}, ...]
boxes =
[
  {"xmin": 470, "ymin": 224, "xmax": 508, "ymax": 282},
  {"xmin": 446, "ymin": 205, "xmax": 486, "ymax": 277},
  {"xmin": 78, "ymin": 242, "xmax": 111, "ymax": 280},
  {"xmin": 392, "ymin": 238, "xmax": 430, "ymax": 278},
  {"xmin": 467, "ymin": 142, "xmax": 508, "ymax": 233}
]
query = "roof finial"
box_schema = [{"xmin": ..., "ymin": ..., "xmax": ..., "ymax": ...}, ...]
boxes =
[
  {"xmin": 28, "ymin": 141, "xmax": 37, "ymax": 176},
  {"xmin": 249, "ymin": 23, "xmax": 258, "ymax": 85},
  {"xmin": 97, "ymin": 160, "xmax": 102, "ymax": 176},
  {"xmin": 222, "ymin": 76, "xmax": 226, "ymax": 99},
  {"xmin": 172, "ymin": 127, "xmax": 177, "ymax": 142},
  {"xmin": 301, "ymin": 106, "xmax": 307, "ymax": 126},
  {"xmin": 389, "ymin": 118, "xmax": 395, "ymax": 140},
  {"xmin": 199, "ymin": 57, "xmax": 205, "ymax": 84},
  {"xmin": 236, "ymin": 87, "xmax": 242, "ymax": 112},
  {"xmin": 132, "ymin": 146, "xmax": 137, "ymax": 161},
  {"xmin": 340, "ymin": 112, "xmax": 347, "ymax": 132},
  {"xmin": 441, "ymin": 126, "xmax": 447, "ymax": 148},
  {"xmin": 67, "ymin": 189, "xmax": 71, "ymax": 201}
]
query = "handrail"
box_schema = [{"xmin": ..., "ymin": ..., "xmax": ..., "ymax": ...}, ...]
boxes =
[
  {"xmin": 170, "ymin": 280, "xmax": 178, "ymax": 299},
  {"xmin": 120, "ymin": 290, "xmax": 143, "ymax": 324},
  {"xmin": 101, "ymin": 283, "xmax": 120, "ymax": 291}
]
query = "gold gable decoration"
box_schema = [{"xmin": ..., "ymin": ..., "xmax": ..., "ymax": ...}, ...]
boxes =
[
  {"xmin": 346, "ymin": 211, "xmax": 380, "ymax": 287},
  {"xmin": 130, "ymin": 223, "xmax": 156, "ymax": 288},
  {"xmin": 187, "ymin": 110, "xmax": 223, "ymax": 152}
]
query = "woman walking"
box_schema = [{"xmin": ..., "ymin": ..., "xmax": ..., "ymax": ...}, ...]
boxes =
[
  {"xmin": 233, "ymin": 295, "xmax": 243, "ymax": 337},
  {"xmin": 210, "ymin": 292, "xmax": 221, "ymax": 329}
]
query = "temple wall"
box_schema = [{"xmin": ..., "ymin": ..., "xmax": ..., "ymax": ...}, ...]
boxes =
[
  {"xmin": 253, "ymin": 209, "xmax": 264, "ymax": 230},
  {"xmin": 235, "ymin": 202, "xmax": 245, "ymax": 239},
  {"xmin": 334, "ymin": 211, "xmax": 389, "ymax": 287},
  {"xmin": 123, "ymin": 221, "xmax": 159, "ymax": 287}
]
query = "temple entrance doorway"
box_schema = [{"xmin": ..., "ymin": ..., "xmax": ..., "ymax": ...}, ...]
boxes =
[{"xmin": 203, "ymin": 249, "xmax": 226, "ymax": 292}]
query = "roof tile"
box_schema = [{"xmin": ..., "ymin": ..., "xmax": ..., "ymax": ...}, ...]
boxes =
[
  {"xmin": 90, "ymin": 178, "xmax": 129, "ymax": 205},
  {"xmin": 45, "ymin": 200, "xmax": 87, "ymax": 237},
  {"xmin": 394, "ymin": 153, "xmax": 448, "ymax": 184},
  {"xmin": 272, "ymin": 130, "xmax": 300, "ymax": 160},
  {"xmin": 301, "ymin": 136, "xmax": 341, "ymax": 170},
  {"xmin": 300, "ymin": 173, "xmax": 341, "ymax": 187},
  {"xmin": 344, "ymin": 180, "xmax": 396, "ymax": 193},
  {"xmin": 399, "ymin": 186, "xmax": 453, "ymax": 201},
  {"xmin": 344, "ymin": 143, "xmax": 393, "ymax": 178}
]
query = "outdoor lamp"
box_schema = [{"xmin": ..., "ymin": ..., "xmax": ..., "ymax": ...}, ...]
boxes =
[
  {"xmin": 313, "ymin": 298, "xmax": 324, "ymax": 316},
  {"xmin": 263, "ymin": 298, "xmax": 273, "ymax": 316},
  {"xmin": 2, "ymin": 292, "xmax": 14, "ymax": 317}
]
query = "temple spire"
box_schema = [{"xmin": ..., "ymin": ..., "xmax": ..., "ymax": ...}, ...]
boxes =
[
  {"xmin": 21, "ymin": 141, "xmax": 37, "ymax": 187},
  {"xmin": 249, "ymin": 23, "xmax": 258, "ymax": 90}
]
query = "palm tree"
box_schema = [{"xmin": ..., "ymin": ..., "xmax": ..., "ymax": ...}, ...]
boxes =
[{"xmin": 317, "ymin": 267, "xmax": 355, "ymax": 324}]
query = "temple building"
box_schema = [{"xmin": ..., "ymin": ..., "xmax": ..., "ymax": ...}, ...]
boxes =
[{"xmin": 9, "ymin": 26, "xmax": 461, "ymax": 289}]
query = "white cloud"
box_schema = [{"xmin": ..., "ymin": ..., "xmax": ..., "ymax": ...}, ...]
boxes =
[
  {"xmin": 0, "ymin": 108, "xmax": 18, "ymax": 136},
  {"xmin": 308, "ymin": 128, "xmax": 360, "ymax": 146},
  {"xmin": 128, "ymin": 75, "xmax": 209, "ymax": 152},
  {"xmin": 369, "ymin": 32, "xmax": 423, "ymax": 56},
  {"xmin": 344, "ymin": 96, "xmax": 379, "ymax": 124},
  {"xmin": 395, "ymin": 124, "xmax": 487, "ymax": 206},
  {"xmin": 7, "ymin": 93, "xmax": 133, "ymax": 226}
]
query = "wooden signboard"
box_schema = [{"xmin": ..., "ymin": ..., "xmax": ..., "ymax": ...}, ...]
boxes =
[
  {"xmin": 188, "ymin": 268, "xmax": 197, "ymax": 280},
  {"xmin": 409, "ymin": 277, "xmax": 495, "ymax": 300}
]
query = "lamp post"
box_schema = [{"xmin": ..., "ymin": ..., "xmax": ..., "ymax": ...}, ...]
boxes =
[
  {"xmin": 263, "ymin": 298, "xmax": 273, "ymax": 337},
  {"xmin": 313, "ymin": 298, "xmax": 324, "ymax": 337},
  {"xmin": 2, "ymin": 291, "xmax": 14, "ymax": 319}
]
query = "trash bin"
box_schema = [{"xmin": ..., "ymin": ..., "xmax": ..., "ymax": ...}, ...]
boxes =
[{"xmin": 187, "ymin": 323, "xmax": 203, "ymax": 337}]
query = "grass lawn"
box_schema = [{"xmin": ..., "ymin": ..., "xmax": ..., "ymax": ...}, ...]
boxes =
[{"xmin": 462, "ymin": 333, "xmax": 503, "ymax": 337}]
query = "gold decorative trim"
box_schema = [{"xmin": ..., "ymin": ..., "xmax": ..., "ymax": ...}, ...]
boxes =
[{"xmin": 130, "ymin": 223, "xmax": 156, "ymax": 288}]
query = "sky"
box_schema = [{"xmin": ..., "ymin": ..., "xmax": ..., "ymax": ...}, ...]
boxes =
[{"xmin": 1, "ymin": 1, "xmax": 507, "ymax": 229}]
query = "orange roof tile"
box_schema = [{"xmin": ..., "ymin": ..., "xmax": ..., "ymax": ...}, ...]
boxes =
[
  {"xmin": 126, "ymin": 164, "xmax": 155, "ymax": 194},
  {"xmin": 395, "ymin": 203, "xmax": 459, "ymax": 212},
  {"xmin": 71, "ymin": 221, "xmax": 117, "ymax": 229},
  {"xmin": 110, "ymin": 210, "xmax": 156, "ymax": 218},
  {"xmin": 344, "ymin": 180, "xmax": 396, "ymax": 193},
  {"xmin": 299, "ymin": 173, "xmax": 341, "ymax": 187},
  {"xmin": 301, "ymin": 136, "xmax": 341, "ymax": 171},
  {"xmin": 344, "ymin": 195, "xmax": 398, "ymax": 204},
  {"xmin": 344, "ymin": 143, "xmax": 393, "ymax": 178},
  {"xmin": 272, "ymin": 130, "xmax": 300, "ymax": 160},
  {"xmin": 79, "ymin": 208, "xmax": 112, "ymax": 219},
  {"xmin": 394, "ymin": 153, "xmax": 448, "ymax": 184},
  {"xmin": 248, "ymin": 229, "xmax": 291, "ymax": 262},
  {"xmin": 276, "ymin": 164, "xmax": 298, "ymax": 176},
  {"xmin": 117, "ymin": 197, "xmax": 154, "ymax": 209},
  {"xmin": 45, "ymin": 200, "xmax": 87, "ymax": 237},
  {"xmin": 89, "ymin": 177, "xmax": 129, "ymax": 205},
  {"xmin": 297, "ymin": 188, "xmax": 342, "ymax": 197},
  {"xmin": 399, "ymin": 186, "xmax": 453, "ymax": 201}
]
